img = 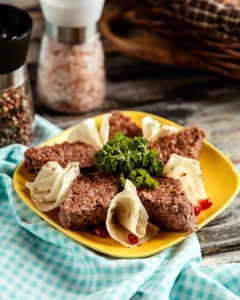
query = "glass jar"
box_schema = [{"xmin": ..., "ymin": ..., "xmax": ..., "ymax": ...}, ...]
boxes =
[
  {"xmin": 0, "ymin": 72, "xmax": 34, "ymax": 148},
  {"xmin": 37, "ymin": 33, "xmax": 106, "ymax": 113},
  {"xmin": 38, "ymin": 0, "xmax": 106, "ymax": 113},
  {"xmin": 0, "ymin": 4, "xmax": 33, "ymax": 148}
]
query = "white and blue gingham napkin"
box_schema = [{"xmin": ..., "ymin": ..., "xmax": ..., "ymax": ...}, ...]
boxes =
[{"xmin": 0, "ymin": 115, "xmax": 240, "ymax": 300}]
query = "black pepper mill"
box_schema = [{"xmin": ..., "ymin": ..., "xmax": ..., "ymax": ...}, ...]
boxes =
[{"xmin": 0, "ymin": 4, "xmax": 34, "ymax": 148}]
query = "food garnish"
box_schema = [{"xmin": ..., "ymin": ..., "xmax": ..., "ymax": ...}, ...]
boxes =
[
  {"xmin": 128, "ymin": 233, "xmax": 139, "ymax": 245},
  {"xmin": 90, "ymin": 226, "xmax": 107, "ymax": 238},
  {"xmin": 120, "ymin": 168, "xmax": 159, "ymax": 189},
  {"xmin": 194, "ymin": 206, "xmax": 201, "ymax": 216},
  {"xmin": 95, "ymin": 132, "xmax": 163, "ymax": 189},
  {"xmin": 194, "ymin": 199, "xmax": 212, "ymax": 216},
  {"xmin": 199, "ymin": 199, "xmax": 212, "ymax": 210}
]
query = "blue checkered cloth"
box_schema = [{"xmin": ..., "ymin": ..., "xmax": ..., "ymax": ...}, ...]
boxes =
[{"xmin": 0, "ymin": 115, "xmax": 240, "ymax": 300}]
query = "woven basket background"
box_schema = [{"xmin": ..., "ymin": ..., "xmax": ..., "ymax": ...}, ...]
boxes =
[{"xmin": 100, "ymin": 0, "xmax": 240, "ymax": 79}]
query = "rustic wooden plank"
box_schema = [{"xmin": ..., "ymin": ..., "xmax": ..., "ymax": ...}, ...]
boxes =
[
  {"xmin": 201, "ymin": 249, "xmax": 240, "ymax": 266},
  {"xmin": 27, "ymin": 41, "xmax": 41, "ymax": 65},
  {"xmin": 197, "ymin": 192, "xmax": 240, "ymax": 255},
  {"xmin": 29, "ymin": 11, "xmax": 44, "ymax": 41}
]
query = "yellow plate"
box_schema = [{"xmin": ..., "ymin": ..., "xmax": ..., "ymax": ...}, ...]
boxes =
[{"xmin": 13, "ymin": 111, "xmax": 240, "ymax": 258}]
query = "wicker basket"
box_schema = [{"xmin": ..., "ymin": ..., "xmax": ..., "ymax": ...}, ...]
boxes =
[{"xmin": 100, "ymin": 0, "xmax": 240, "ymax": 79}]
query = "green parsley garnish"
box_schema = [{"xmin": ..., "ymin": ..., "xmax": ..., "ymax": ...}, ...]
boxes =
[
  {"xmin": 94, "ymin": 132, "xmax": 162, "ymax": 189},
  {"xmin": 120, "ymin": 168, "xmax": 159, "ymax": 189}
]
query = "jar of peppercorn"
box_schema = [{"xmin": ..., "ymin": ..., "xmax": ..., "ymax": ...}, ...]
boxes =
[{"xmin": 0, "ymin": 4, "xmax": 34, "ymax": 148}]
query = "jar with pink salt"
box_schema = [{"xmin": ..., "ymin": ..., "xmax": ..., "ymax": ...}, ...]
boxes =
[{"xmin": 37, "ymin": 0, "xmax": 106, "ymax": 113}]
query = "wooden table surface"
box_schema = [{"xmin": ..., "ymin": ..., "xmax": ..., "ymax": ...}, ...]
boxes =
[{"xmin": 8, "ymin": 0, "xmax": 240, "ymax": 266}]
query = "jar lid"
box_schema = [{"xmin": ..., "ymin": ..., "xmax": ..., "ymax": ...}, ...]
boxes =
[
  {"xmin": 45, "ymin": 22, "xmax": 97, "ymax": 44},
  {"xmin": 0, "ymin": 4, "xmax": 32, "ymax": 75},
  {"xmin": 40, "ymin": 0, "xmax": 105, "ymax": 28}
]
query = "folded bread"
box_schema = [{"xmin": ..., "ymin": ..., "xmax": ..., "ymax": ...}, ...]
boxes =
[
  {"xmin": 163, "ymin": 154, "xmax": 207, "ymax": 206},
  {"xmin": 26, "ymin": 162, "xmax": 80, "ymax": 211},
  {"xmin": 67, "ymin": 113, "xmax": 112, "ymax": 147},
  {"xmin": 142, "ymin": 116, "xmax": 180, "ymax": 142},
  {"xmin": 106, "ymin": 179, "xmax": 159, "ymax": 247}
]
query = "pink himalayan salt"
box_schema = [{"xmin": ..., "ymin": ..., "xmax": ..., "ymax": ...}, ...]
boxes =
[{"xmin": 37, "ymin": 34, "xmax": 106, "ymax": 113}]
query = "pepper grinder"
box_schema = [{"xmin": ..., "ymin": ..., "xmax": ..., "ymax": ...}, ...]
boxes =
[
  {"xmin": 37, "ymin": 0, "xmax": 106, "ymax": 113},
  {"xmin": 0, "ymin": 4, "xmax": 34, "ymax": 148}
]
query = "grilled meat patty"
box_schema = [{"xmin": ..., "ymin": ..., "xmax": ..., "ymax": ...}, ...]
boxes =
[
  {"xmin": 59, "ymin": 172, "xmax": 120, "ymax": 231},
  {"xmin": 109, "ymin": 111, "xmax": 143, "ymax": 139},
  {"xmin": 150, "ymin": 126, "xmax": 205, "ymax": 163},
  {"xmin": 138, "ymin": 177, "xmax": 197, "ymax": 233},
  {"xmin": 24, "ymin": 141, "xmax": 99, "ymax": 173}
]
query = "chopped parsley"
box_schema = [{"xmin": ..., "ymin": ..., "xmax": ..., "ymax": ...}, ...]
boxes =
[{"xmin": 94, "ymin": 132, "xmax": 162, "ymax": 189}]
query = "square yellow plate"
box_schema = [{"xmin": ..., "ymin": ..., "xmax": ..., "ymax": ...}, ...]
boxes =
[{"xmin": 13, "ymin": 111, "xmax": 240, "ymax": 258}]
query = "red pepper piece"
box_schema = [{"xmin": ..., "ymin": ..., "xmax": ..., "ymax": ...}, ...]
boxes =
[
  {"xmin": 194, "ymin": 206, "xmax": 201, "ymax": 216},
  {"xmin": 128, "ymin": 233, "xmax": 139, "ymax": 245},
  {"xmin": 199, "ymin": 199, "xmax": 212, "ymax": 210},
  {"xmin": 91, "ymin": 226, "xmax": 107, "ymax": 238}
]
